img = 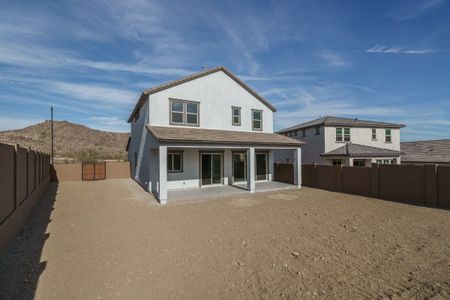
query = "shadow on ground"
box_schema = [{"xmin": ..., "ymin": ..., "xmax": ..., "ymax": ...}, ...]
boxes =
[{"xmin": 0, "ymin": 183, "xmax": 58, "ymax": 300}]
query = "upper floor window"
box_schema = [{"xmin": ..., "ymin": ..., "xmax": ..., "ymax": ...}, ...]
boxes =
[
  {"xmin": 252, "ymin": 109, "xmax": 263, "ymax": 131},
  {"xmin": 170, "ymin": 99, "xmax": 199, "ymax": 126},
  {"xmin": 315, "ymin": 127, "xmax": 320, "ymax": 135},
  {"xmin": 385, "ymin": 129, "xmax": 392, "ymax": 142},
  {"xmin": 372, "ymin": 128, "xmax": 377, "ymax": 140},
  {"xmin": 232, "ymin": 107, "xmax": 241, "ymax": 126},
  {"xmin": 336, "ymin": 127, "xmax": 350, "ymax": 142},
  {"xmin": 301, "ymin": 129, "xmax": 306, "ymax": 137}
]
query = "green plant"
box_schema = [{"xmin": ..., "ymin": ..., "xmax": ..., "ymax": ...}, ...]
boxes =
[{"xmin": 76, "ymin": 149, "xmax": 100, "ymax": 163}]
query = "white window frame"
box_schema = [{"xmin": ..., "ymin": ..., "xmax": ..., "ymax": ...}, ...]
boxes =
[
  {"xmin": 372, "ymin": 128, "xmax": 377, "ymax": 140},
  {"xmin": 336, "ymin": 127, "xmax": 350, "ymax": 142},
  {"xmin": 252, "ymin": 109, "xmax": 263, "ymax": 131},
  {"xmin": 385, "ymin": 129, "xmax": 392, "ymax": 143},
  {"xmin": 167, "ymin": 152, "xmax": 183, "ymax": 173},
  {"xmin": 169, "ymin": 98, "xmax": 199, "ymax": 126},
  {"xmin": 232, "ymin": 106, "xmax": 241, "ymax": 126}
]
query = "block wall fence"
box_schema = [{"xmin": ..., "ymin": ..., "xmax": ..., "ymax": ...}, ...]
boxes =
[
  {"xmin": 302, "ymin": 163, "xmax": 450, "ymax": 209},
  {"xmin": 0, "ymin": 143, "xmax": 51, "ymax": 252}
]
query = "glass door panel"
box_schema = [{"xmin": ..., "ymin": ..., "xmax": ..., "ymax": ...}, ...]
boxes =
[
  {"xmin": 233, "ymin": 153, "xmax": 246, "ymax": 182},
  {"xmin": 201, "ymin": 154, "xmax": 212, "ymax": 185},
  {"xmin": 212, "ymin": 154, "xmax": 222, "ymax": 184},
  {"xmin": 256, "ymin": 153, "xmax": 267, "ymax": 181}
]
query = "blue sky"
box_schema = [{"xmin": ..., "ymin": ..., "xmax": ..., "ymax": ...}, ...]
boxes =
[{"xmin": 0, "ymin": 0, "xmax": 449, "ymax": 141}]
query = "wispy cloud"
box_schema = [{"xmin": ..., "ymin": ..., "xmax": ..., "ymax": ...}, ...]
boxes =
[
  {"xmin": 89, "ymin": 116, "xmax": 127, "ymax": 127},
  {"xmin": 386, "ymin": 0, "xmax": 447, "ymax": 21},
  {"xmin": 315, "ymin": 50, "xmax": 350, "ymax": 67},
  {"xmin": 366, "ymin": 45, "xmax": 440, "ymax": 54}
]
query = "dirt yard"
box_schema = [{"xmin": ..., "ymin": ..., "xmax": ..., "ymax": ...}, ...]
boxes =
[{"xmin": 1, "ymin": 179, "xmax": 449, "ymax": 299}]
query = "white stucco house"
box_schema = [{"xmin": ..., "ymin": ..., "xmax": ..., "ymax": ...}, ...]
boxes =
[
  {"xmin": 127, "ymin": 66, "xmax": 304, "ymax": 204},
  {"xmin": 275, "ymin": 116, "xmax": 405, "ymax": 167}
]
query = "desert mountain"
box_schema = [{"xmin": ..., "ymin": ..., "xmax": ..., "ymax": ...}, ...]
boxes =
[{"xmin": 0, "ymin": 120, "xmax": 129, "ymax": 161}]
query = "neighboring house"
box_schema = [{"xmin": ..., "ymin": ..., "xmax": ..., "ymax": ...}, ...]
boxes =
[
  {"xmin": 401, "ymin": 139, "xmax": 450, "ymax": 165},
  {"xmin": 127, "ymin": 66, "xmax": 304, "ymax": 204},
  {"xmin": 275, "ymin": 116, "xmax": 405, "ymax": 167}
]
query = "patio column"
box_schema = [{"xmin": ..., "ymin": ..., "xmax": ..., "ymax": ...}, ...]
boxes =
[
  {"xmin": 268, "ymin": 150, "xmax": 274, "ymax": 181},
  {"xmin": 247, "ymin": 147, "xmax": 255, "ymax": 193},
  {"xmin": 158, "ymin": 145, "xmax": 168, "ymax": 204},
  {"xmin": 293, "ymin": 147, "xmax": 302, "ymax": 188}
]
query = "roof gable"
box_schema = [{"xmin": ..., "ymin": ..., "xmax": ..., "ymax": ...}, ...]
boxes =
[{"xmin": 128, "ymin": 66, "xmax": 276, "ymax": 123}]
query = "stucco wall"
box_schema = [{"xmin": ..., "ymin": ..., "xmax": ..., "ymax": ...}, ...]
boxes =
[
  {"xmin": 324, "ymin": 126, "xmax": 401, "ymax": 152},
  {"xmin": 276, "ymin": 127, "xmax": 325, "ymax": 164},
  {"xmin": 148, "ymin": 71, "xmax": 274, "ymax": 133},
  {"xmin": 167, "ymin": 149, "xmax": 200, "ymax": 189}
]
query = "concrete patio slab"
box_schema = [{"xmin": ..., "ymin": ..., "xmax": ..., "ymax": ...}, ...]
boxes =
[{"xmin": 167, "ymin": 181, "xmax": 296, "ymax": 202}]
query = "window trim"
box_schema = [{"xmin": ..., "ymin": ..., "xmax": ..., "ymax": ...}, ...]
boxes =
[
  {"xmin": 372, "ymin": 128, "xmax": 377, "ymax": 140},
  {"xmin": 167, "ymin": 151, "xmax": 183, "ymax": 173},
  {"xmin": 315, "ymin": 126, "xmax": 321, "ymax": 136},
  {"xmin": 169, "ymin": 98, "xmax": 200, "ymax": 127},
  {"xmin": 336, "ymin": 127, "xmax": 350, "ymax": 142},
  {"xmin": 232, "ymin": 106, "xmax": 241, "ymax": 126},
  {"xmin": 385, "ymin": 128, "xmax": 392, "ymax": 143},
  {"xmin": 251, "ymin": 109, "xmax": 263, "ymax": 131}
]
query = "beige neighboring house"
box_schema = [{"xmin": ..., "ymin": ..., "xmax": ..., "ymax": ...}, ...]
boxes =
[
  {"xmin": 127, "ymin": 66, "xmax": 304, "ymax": 204},
  {"xmin": 276, "ymin": 116, "xmax": 405, "ymax": 167},
  {"xmin": 401, "ymin": 139, "xmax": 450, "ymax": 165}
]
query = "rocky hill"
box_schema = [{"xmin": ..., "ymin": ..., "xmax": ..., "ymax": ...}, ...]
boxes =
[{"xmin": 0, "ymin": 120, "xmax": 129, "ymax": 162}]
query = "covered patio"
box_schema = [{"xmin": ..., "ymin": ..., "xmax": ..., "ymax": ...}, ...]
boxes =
[{"xmin": 147, "ymin": 126, "xmax": 305, "ymax": 204}]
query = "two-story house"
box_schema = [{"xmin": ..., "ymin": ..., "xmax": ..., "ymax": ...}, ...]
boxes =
[
  {"xmin": 275, "ymin": 116, "xmax": 404, "ymax": 167},
  {"xmin": 127, "ymin": 66, "xmax": 304, "ymax": 204}
]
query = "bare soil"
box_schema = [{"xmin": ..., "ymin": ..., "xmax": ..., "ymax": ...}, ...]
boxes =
[{"xmin": 1, "ymin": 179, "xmax": 449, "ymax": 299}]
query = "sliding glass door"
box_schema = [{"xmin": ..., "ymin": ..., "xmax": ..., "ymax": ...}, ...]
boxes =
[
  {"xmin": 201, "ymin": 153, "xmax": 222, "ymax": 186},
  {"xmin": 232, "ymin": 152, "xmax": 247, "ymax": 182}
]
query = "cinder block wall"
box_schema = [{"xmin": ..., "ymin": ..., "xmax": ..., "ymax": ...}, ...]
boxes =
[
  {"xmin": 0, "ymin": 143, "xmax": 51, "ymax": 253},
  {"xmin": 301, "ymin": 163, "xmax": 450, "ymax": 209},
  {"xmin": 51, "ymin": 162, "xmax": 130, "ymax": 181}
]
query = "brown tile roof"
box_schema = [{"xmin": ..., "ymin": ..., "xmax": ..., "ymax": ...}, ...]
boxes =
[
  {"xmin": 321, "ymin": 143, "xmax": 402, "ymax": 157},
  {"xmin": 128, "ymin": 66, "xmax": 277, "ymax": 122},
  {"xmin": 277, "ymin": 116, "xmax": 405, "ymax": 133},
  {"xmin": 146, "ymin": 125, "xmax": 305, "ymax": 146},
  {"xmin": 401, "ymin": 139, "xmax": 450, "ymax": 163}
]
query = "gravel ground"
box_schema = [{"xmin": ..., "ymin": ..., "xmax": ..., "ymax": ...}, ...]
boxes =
[{"xmin": 1, "ymin": 179, "xmax": 449, "ymax": 299}]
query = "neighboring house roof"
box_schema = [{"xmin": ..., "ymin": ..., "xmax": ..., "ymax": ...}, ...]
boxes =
[
  {"xmin": 277, "ymin": 116, "xmax": 405, "ymax": 133},
  {"xmin": 128, "ymin": 66, "xmax": 277, "ymax": 123},
  {"xmin": 321, "ymin": 143, "xmax": 402, "ymax": 157},
  {"xmin": 401, "ymin": 139, "xmax": 450, "ymax": 163},
  {"xmin": 146, "ymin": 125, "xmax": 305, "ymax": 146}
]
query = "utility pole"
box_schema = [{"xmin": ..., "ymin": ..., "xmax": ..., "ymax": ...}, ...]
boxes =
[{"xmin": 51, "ymin": 106, "xmax": 54, "ymax": 165}]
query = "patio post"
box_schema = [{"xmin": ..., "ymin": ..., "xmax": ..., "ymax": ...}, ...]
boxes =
[
  {"xmin": 247, "ymin": 147, "xmax": 255, "ymax": 193},
  {"xmin": 294, "ymin": 147, "xmax": 302, "ymax": 188},
  {"xmin": 158, "ymin": 145, "xmax": 168, "ymax": 204}
]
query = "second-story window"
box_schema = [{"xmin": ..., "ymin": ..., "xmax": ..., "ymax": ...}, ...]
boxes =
[
  {"xmin": 252, "ymin": 109, "xmax": 263, "ymax": 131},
  {"xmin": 385, "ymin": 129, "xmax": 392, "ymax": 142},
  {"xmin": 372, "ymin": 128, "xmax": 377, "ymax": 140},
  {"xmin": 301, "ymin": 129, "xmax": 306, "ymax": 137},
  {"xmin": 232, "ymin": 107, "xmax": 241, "ymax": 126},
  {"xmin": 170, "ymin": 99, "xmax": 199, "ymax": 126},
  {"xmin": 315, "ymin": 127, "xmax": 320, "ymax": 135},
  {"xmin": 336, "ymin": 127, "xmax": 350, "ymax": 142}
]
